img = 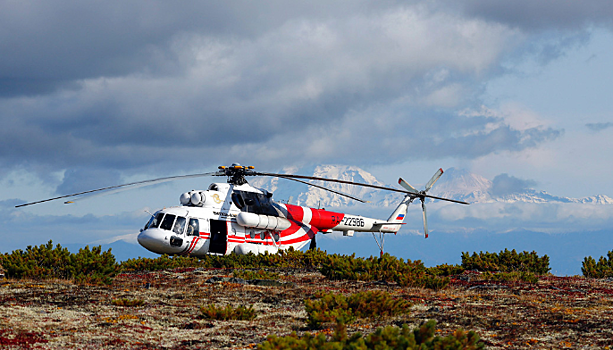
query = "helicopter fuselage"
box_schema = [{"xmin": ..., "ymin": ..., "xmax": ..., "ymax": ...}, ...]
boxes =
[{"xmin": 137, "ymin": 182, "xmax": 406, "ymax": 256}]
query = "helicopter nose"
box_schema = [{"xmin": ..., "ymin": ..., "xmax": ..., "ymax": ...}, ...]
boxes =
[{"xmin": 138, "ymin": 228, "xmax": 168, "ymax": 253}]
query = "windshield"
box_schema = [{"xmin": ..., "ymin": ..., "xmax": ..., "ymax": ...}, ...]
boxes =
[
  {"xmin": 160, "ymin": 214, "xmax": 176, "ymax": 231},
  {"xmin": 146, "ymin": 213, "xmax": 189, "ymax": 234},
  {"xmin": 146, "ymin": 213, "xmax": 164, "ymax": 229}
]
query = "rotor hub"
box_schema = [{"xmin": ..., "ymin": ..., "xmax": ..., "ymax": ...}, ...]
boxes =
[{"xmin": 217, "ymin": 165, "xmax": 256, "ymax": 185}]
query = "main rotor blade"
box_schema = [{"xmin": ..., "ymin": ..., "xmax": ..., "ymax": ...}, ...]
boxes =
[
  {"xmin": 257, "ymin": 171, "xmax": 410, "ymax": 194},
  {"xmin": 15, "ymin": 171, "xmax": 220, "ymax": 208},
  {"xmin": 425, "ymin": 168, "xmax": 443, "ymax": 192},
  {"xmin": 256, "ymin": 171, "xmax": 469, "ymax": 205},
  {"xmin": 275, "ymin": 175, "xmax": 368, "ymax": 203},
  {"xmin": 398, "ymin": 178, "xmax": 419, "ymax": 194},
  {"xmin": 421, "ymin": 199, "xmax": 429, "ymax": 238}
]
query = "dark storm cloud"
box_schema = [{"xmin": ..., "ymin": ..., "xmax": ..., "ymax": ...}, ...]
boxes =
[
  {"xmin": 0, "ymin": 0, "xmax": 397, "ymax": 97},
  {"xmin": 56, "ymin": 168, "xmax": 122, "ymax": 195},
  {"xmin": 490, "ymin": 173, "xmax": 537, "ymax": 197},
  {"xmin": 447, "ymin": 0, "xmax": 613, "ymax": 31},
  {"xmin": 586, "ymin": 122, "xmax": 613, "ymax": 132},
  {"xmin": 0, "ymin": 1, "xmax": 573, "ymax": 191}
]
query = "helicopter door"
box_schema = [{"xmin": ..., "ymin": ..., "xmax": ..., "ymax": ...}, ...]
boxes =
[{"xmin": 209, "ymin": 220, "xmax": 228, "ymax": 255}]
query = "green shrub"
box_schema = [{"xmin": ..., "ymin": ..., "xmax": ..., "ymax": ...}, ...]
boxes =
[
  {"xmin": 0, "ymin": 241, "xmax": 118, "ymax": 285},
  {"xmin": 461, "ymin": 249, "xmax": 550, "ymax": 275},
  {"xmin": 259, "ymin": 320, "xmax": 484, "ymax": 350},
  {"xmin": 71, "ymin": 245, "xmax": 119, "ymax": 285},
  {"xmin": 427, "ymin": 263, "xmax": 465, "ymax": 276},
  {"xmin": 120, "ymin": 254, "xmax": 203, "ymax": 271},
  {"xmin": 319, "ymin": 253, "xmax": 449, "ymax": 289},
  {"xmin": 304, "ymin": 291, "xmax": 411, "ymax": 329},
  {"xmin": 119, "ymin": 247, "xmax": 330, "ymax": 272},
  {"xmin": 200, "ymin": 304, "xmax": 256, "ymax": 321},
  {"xmin": 582, "ymin": 251, "xmax": 613, "ymax": 278}
]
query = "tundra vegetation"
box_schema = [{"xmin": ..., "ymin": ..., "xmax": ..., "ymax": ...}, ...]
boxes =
[
  {"xmin": 582, "ymin": 250, "xmax": 613, "ymax": 278},
  {"xmin": 1, "ymin": 241, "xmax": 612, "ymax": 348}
]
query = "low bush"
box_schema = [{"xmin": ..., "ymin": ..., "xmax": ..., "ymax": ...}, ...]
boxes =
[
  {"xmin": 319, "ymin": 253, "xmax": 449, "ymax": 289},
  {"xmin": 304, "ymin": 290, "xmax": 411, "ymax": 329},
  {"xmin": 582, "ymin": 250, "xmax": 613, "ymax": 278},
  {"xmin": 200, "ymin": 304, "xmax": 256, "ymax": 321},
  {"xmin": 120, "ymin": 254, "xmax": 203, "ymax": 271},
  {"xmin": 427, "ymin": 263, "xmax": 465, "ymax": 276},
  {"xmin": 259, "ymin": 319, "xmax": 484, "ymax": 350},
  {"xmin": 120, "ymin": 247, "xmax": 329, "ymax": 272},
  {"xmin": 0, "ymin": 241, "xmax": 118, "ymax": 285},
  {"xmin": 461, "ymin": 249, "xmax": 550, "ymax": 275}
]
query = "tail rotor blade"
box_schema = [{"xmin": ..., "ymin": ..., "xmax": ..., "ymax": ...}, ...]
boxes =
[
  {"xmin": 421, "ymin": 199, "xmax": 428, "ymax": 238},
  {"xmin": 398, "ymin": 178, "xmax": 419, "ymax": 194},
  {"xmin": 425, "ymin": 168, "xmax": 444, "ymax": 192}
]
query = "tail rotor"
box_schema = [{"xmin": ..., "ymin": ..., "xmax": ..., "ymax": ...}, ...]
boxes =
[{"xmin": 398, "ymin": 168, "xmax": 444, "ymax": 239}]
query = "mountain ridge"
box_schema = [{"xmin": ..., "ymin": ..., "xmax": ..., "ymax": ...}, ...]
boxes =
[{"xmin": 253, "ymin": 165, "xmax": 613, "ymax": 207}]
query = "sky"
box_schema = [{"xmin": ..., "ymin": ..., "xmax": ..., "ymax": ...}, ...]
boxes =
[{"xmin": 2, "ymin": 1, "xmax": 613, "ymax": 271}]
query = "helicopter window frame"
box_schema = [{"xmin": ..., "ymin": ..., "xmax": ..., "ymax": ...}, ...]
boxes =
[
  {"xmin": 233, "ymin": 190, "xmax": 277, "ymax": 216},
  {"xmin": 144, "ymin": 215, "xmax": 155, "ymax": 230},
  {"xmin": 173, "ymin": 216, "xmax": 187, "ymax": 235},
  {"xmin": 187, "ymin": 218, "xmax": 199, "ymax": 237},
  {"xmin": 160, "ymin": 214, "xmax": 176, "ymax": 231},
  {"xmin": 147, "ymin": 213, "xmax": 164, "ymax": 229}
]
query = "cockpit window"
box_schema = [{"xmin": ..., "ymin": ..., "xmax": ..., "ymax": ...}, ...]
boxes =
[
  {"xmin": 160, "ymin": 214, "xmax": 176, "ymax": 231},
  {"xmin": 147, "ymin": 213, "xmax": 164, "ymax": 229},
  {"xmin": 208, "ymin": 184, "xmax": 219, "ymax": 191},
  {"xmin": 233, "ymin": 190, "xmax": 277, "ymax": 216},
  {"xmin": 231, "ymin": 193, "xmax": 245, "ymax": 209},
  {"xmin": 144, "ymin": 216, "xmax": 154, "ymax": 230},
  {"xmin": 173, "ymin": 216, "xmax": 186, "ymax": 235}
]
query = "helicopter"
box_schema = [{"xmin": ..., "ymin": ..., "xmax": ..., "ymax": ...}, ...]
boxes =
[{"xmin": 16, "ymin": 164, "xmax": 468, "ymax": 257}]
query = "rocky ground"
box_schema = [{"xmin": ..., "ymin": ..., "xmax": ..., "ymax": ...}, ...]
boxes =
[{"xmin": 1, "ymin": 268, "xmax": 613, "ymax": 349}]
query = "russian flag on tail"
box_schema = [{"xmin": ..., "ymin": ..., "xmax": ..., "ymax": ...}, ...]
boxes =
[{"xmin": 395, "ymin": 213, "xmax": 405, "ymax": 221}]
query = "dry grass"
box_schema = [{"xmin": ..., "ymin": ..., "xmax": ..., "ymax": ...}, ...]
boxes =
[{"xmin": 0, "ymin": 269, "xmax": 612, "ymax": 349}]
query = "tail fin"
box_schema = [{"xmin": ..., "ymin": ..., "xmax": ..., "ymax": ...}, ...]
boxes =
[{"xmin": 384, "ymin": 194, "xmax": 414, "ymax": 234}]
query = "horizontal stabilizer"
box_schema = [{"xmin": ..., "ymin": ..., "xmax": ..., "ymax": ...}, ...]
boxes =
[{"xmin": 373, "ymin": 221, "xmax": 406, "ymax": 226}]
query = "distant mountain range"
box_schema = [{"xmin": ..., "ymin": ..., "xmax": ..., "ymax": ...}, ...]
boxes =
[{"xmin": 252, "ymin": 165, "xmax": 613, "ymax": 207}]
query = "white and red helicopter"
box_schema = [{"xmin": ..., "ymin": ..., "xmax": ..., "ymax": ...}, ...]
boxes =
[{"xmin": 16, "ymin": 164, "xmax": 468, "ymax": 257}]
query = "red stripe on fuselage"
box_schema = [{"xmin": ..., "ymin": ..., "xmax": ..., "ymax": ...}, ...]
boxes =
[
  {"xmin": 285, "ymin": 204, "xmax": 304, "ymax": 222},
  {"xmin": 309, "ymin": 208, "xmax": 344, "ymax": 230},
  {"xmin": 284, "ymin": 204, "xmax": 344, "ymax": 230}
]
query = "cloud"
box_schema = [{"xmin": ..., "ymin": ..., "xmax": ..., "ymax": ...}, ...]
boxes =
[
  {"xmin": 448, "ymin": 0, "xmax": 613, "ymax": 31},
  {"xmin": 489, "ymin": 173, "xmax": 537, "ymax": 197},
  {"xmin": 586, "ymin": 122, "xmax": 613, "ymax": 132},
  {"xmin": 0, "ymin": 199, "xmax": 149, "ymax": 252},
  {"xmin": 0, "ymin": 4, "xmax": 536, "ymax": 178},
  {"xmin": 432, "ymin": 201, "xmax": 613, "ymax": 233},
  {"xmin": 56, "ymin": 168, "xmax": 122, "ymax": 195}
]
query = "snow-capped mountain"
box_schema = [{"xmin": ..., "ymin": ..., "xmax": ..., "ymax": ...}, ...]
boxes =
[
  {"xmin": 252, "ymin": 165, "xmax": 613, "ymax": 208},
  {"xmin": 431, "ymin": 168, "xmax": 613, "ymax": 205},
  {"xmin": 251, "ymin": 165, "xmax": 401, "ymax": 207}
]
